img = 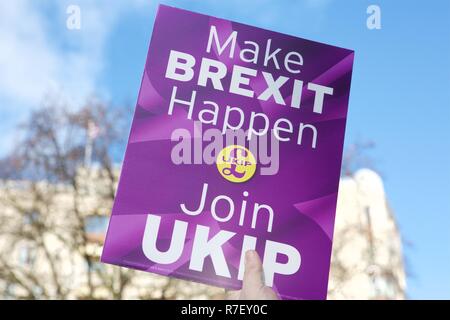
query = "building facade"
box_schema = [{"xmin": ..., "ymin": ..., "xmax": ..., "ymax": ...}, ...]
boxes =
[
  {"xmin": 0, "ymin": 168, "xmax": 406, "ymax": 299},
  {"xmin": 328, "ymin": 169, "xmax": 406, "ymax": 299}
]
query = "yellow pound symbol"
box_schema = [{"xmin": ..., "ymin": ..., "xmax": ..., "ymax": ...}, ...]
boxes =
[{"xmin": 216, "ymin": 145, "xmax": 256, "ymax": 183}]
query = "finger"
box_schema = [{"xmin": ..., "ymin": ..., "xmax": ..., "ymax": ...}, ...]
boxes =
[{"xmin": 242, "ymin": 250, "xmax": 265, "ymax": 291}]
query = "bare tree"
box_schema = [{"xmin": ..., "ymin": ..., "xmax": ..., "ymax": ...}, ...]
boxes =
[
  {"xmin": 0, "ymin": 98, "xmax": 223, "ymax": 299},
  {"xmin": 0, "ymin": 99, "xmax": 405, "ymax": 300},
  {"xmin": 329, "ymin": 143, "xmax": 407, "ymax": 299},
  {"xmin": 341, "ymin": 140, "xmax": 375, "ymax": 177}
]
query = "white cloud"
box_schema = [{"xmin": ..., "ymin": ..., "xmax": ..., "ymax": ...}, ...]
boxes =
[
  {"xmin": 0, "ymin": 1, "xmax": 59, "ymax": 106},
  {"xmin": 0, "ymin": 0, "xmax": 148, "ymax": 154},
  {"xmin": 0, "ymin": 0, "xmax": 331, "ymax": 155}
]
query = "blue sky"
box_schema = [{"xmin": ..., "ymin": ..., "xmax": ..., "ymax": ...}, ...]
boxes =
[{"xmin": 0, "ymin": 0, "xmax": 449, "ymax": 299}]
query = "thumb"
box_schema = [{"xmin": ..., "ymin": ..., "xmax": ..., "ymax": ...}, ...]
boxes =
[{"xmin": 242, "ymin": 250, "xmax": 265, "ymax": 291}]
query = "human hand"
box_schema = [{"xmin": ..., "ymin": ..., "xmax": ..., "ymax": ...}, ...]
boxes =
[{"xmin": 226, "ymin": 250, "xmax": 279, "ymax": 300}]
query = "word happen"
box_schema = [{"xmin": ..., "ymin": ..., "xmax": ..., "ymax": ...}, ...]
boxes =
[
  {"xmin": 168, "ymin": 86, "xmax": 319, "ymax": 148},
  {"xmin": 162, "ymin": 24, "xmax": 335, "ymax": 149}
]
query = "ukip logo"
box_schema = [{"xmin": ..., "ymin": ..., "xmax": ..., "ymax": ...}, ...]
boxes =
[{"xmin": 216, "ymin": 145, "xmax": 256, "ymax": 183}]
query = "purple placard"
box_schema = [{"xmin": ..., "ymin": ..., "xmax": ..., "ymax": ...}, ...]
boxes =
[{"xmin": 101, "ymin": 4, "xmax": 354, "ymax": 300}]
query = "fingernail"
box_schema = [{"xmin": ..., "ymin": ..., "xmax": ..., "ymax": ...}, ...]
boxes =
[{"xmin": 245, "ymin": 250, "xmax": 255, "ymax": 262}]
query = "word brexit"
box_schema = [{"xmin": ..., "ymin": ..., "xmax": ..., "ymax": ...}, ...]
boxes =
[{"xmin": 165, "ymin": 25, "xmax": 335, "ymax": 114}]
